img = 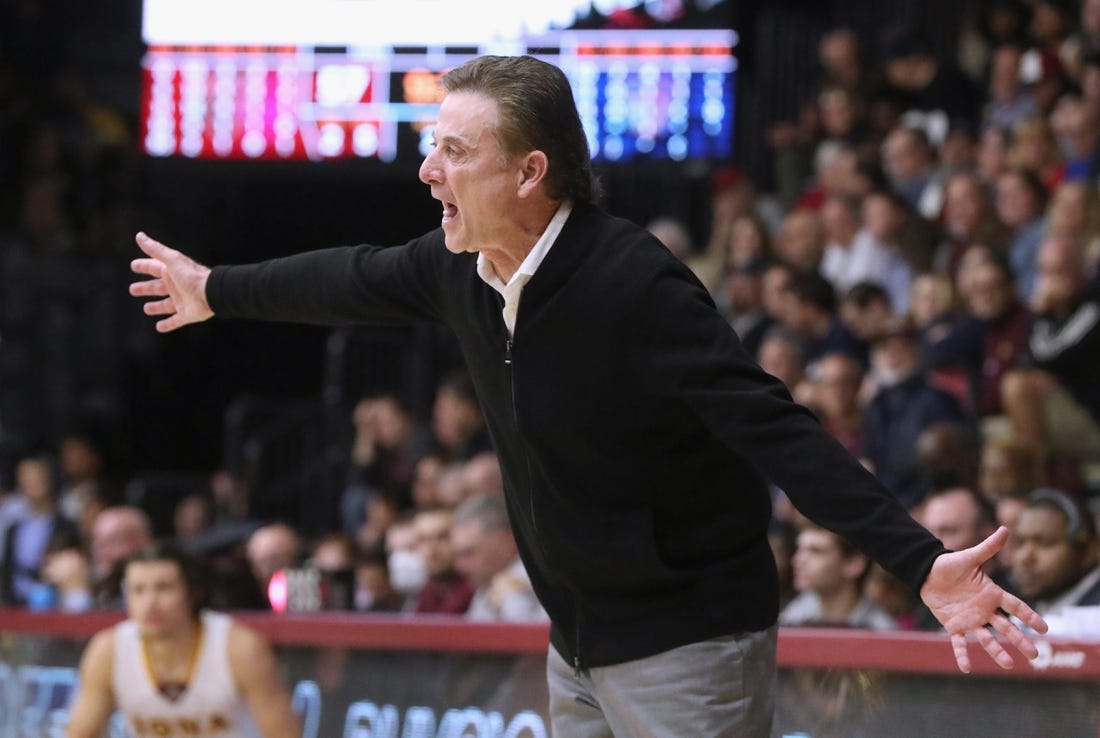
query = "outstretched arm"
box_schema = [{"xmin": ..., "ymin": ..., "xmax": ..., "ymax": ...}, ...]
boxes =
[
  {"xmin": 920, "ymin": 526, "xmax": 1048, "ymax": 673},
  {"xmin": 130, "ymin": 232, "xmax": 214, "ymax": 333}
]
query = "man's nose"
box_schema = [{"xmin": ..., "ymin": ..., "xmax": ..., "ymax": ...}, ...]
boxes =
[{"xmin": 420, "ymin": 149, "xmax": 441, "ymax": 186}]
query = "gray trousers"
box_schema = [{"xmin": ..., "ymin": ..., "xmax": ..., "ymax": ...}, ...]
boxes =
[{"xmin": 546, "ymin": 627, "xmax": 778, "ymax": 738}]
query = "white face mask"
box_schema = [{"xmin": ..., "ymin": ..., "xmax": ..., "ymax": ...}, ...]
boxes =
[{"xmin": 387, "ymin": 549, "xmax": 428, "ymax": 596}]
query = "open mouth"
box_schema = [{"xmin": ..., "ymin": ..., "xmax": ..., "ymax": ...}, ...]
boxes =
[{"xmin": 442, "ymin": 201, "xmax": 459, "ymax": 223}]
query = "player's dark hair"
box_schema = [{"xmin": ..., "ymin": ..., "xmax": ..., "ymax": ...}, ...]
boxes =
[{"xmin": 126, "ymin": 540, "xmax": 209, "ymax": 618}]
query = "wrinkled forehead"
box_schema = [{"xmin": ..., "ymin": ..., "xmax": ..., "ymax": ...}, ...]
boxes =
[{"xmin": 435, "ymin": 91, "xmax": 500, "ymax": 143}]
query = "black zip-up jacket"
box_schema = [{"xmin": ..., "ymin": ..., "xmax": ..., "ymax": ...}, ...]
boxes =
[{"xmin": 207, "ymin": 201, "xmax": 947, "ymax": 668}]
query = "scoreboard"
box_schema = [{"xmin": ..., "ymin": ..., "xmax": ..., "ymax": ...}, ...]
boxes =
[{"xmin": 139, "ymin": 1, "xmax": 737, "ymax": 164}]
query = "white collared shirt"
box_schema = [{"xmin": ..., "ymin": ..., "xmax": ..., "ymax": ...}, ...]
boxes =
[{"xmin": 476, "ymin": 201, "xmax": 573, "ymax": 336}]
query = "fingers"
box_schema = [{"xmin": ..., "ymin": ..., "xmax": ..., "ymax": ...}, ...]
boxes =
[
  {"xmin": 130, "ymin": 277, "xmax": 167, "ymax": 297},
  {"xmin": 951, "ymin": 633, "xmax": 971, "ymax": 674},
  {"xmin": 135, "ymin": 231, "xmax": 174, "ymax": 259},
  {"xmin": 998, "ymin": 590, "xmax": 1049, "ymax": 634},
  {"xmin": 131, "ymin": 258, "xmax": 165, "ymax": 279},
  {"xmin": 988, "ymin": 612, "xmax": 1040, "ymax": 661},
  {"xmin": 967, "ymin": 526, "xmax": 1009, "ymax": 567},
  {"xmin": 974, "ymin": 627, "xmax": 1015, "ymax": 670},
  {"xmin": 143, "ymin": 298, "xmax": 176, "ymax": 316},
  {"xmin": 156, "ymin": 314, "xmax": 185, "ymax": 333}
]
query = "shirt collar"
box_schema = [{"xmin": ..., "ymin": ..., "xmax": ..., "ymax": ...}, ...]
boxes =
[{"xmin": 476, "ymin": 201, "xmax": 573, "ymax": 296}]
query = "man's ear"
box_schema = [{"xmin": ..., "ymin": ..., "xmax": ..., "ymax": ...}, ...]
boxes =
[{"xmin": 517, "ymin": 150, "xmax": 549, "ymax": 196}]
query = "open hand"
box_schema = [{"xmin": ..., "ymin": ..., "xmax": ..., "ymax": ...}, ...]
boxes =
[
  {"xmin": 129, "ymin": 232, "xmax": 214, "ymax": 332},
  {"xmin": 921, "ymin": 526, "xmax": 1048, "ymax": 673}
]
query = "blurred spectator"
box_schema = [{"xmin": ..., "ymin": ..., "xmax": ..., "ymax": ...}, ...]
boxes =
[
  {"xmin": 1080, "ymin": 51, "xmax": 1100, "ymax": 109},
  {"xmin": 774, "ymin": 209, "xmax": 825, "ymax": 274},
  {"xmin": 915, "ymin": 422, "xmax": 982, "ymax": 493},
  {"xmin": 921, "ymin": 256, "xmax": 1031, "ymax": 417},
  {"xmin": 1045, "ymin": 179, "xmax": 1100, "ymax": 275},
  {"xmin": 1021, "ymin": 49, "xmax": 1069, "ymax": 117},
  {"xmin": 779, "ymin": 271, "xmax": 865, "ymax": 369},
  {"xmin": 760, "ymin": 261, "xmax": 795, "ymax": 325},
  {"xmin": 921, "ymin": 487, "xmax": 999, "ymax": 557},
  {"xmin": 780, "ymin": 524, "xmax": 897, "ymax": 630},
  {"xmin": 910, "ymin": 273, "xmax": 957, "ymax": 344},
  {"xmin": 310, "ymin": 532, "xmax": 356, "ymax": 572},
  {"xmin": 699, "ymin": 167, "xmax": 767, "ymax": 290},
  {"xmin": 864, "ymin": 564, "xmax": 919, "ymax": 629},
  {"xmin": 1065, "ymin": 0, "xmax": 1100, "ymax": 78},
  {"xmin": 0, "ymin": 455, "xmax": 78, "ymax": 604},
  {"xmin": 728, "ymin": 214, "xmax": 773, "ymax": 270},
  {"xmin": 646, "ymin": 216, "xmax": 693, "ymax": 262},
  {"xmin": 977, "ymin": 125, "xmax": 1012, "ymax": 186},
  {"xmin": 819, "ymin": 28, "xmax": 866, "ymax": 96},
  {"xmin": 880, "ymin": 28, "xmax": 981, "ymax": 139},
  {"xmin": 460, "ymin": 452, "xmax": 504, "ymax": 500},
  {"xmin": 56, "ymin": 434, "xmax": 106, "ymax": 524},
  {"xmin": 451, "ymin": 495, "xmax": 545, "ymax": 621},
  {"xmin": 862, "ymin": 319, "xmax": 965, "ymax": 507},
  {"xmin": 1008, "ymin": 116, "xmax": 1065, "ymax": 192},
  {"xmin": 1011, "ymin": 488, "xmax": 1100, "ymax": 628},
  {"xmin": 209, "ymin": 469, "xmax": 251, "ymax": 524},
  {"xmin": 804, "ymin": 352, "xmax": 865, "ymax": 457},
  {"xmin": 979, "ymin": 437, "xmax": 1041, "ymax": 504},
  {"xmin": 756, "ymin": 329, "xmax": 806, "ymax": 393},
  {"xmin": 1002, "ymin": 237, "xmax": 1100, "ymax": 479},
  {"xmin": 355, "ymin": 487, "xmax": 403, "ymax": 550},
  {"xmin": 434, "ymin": 463, "xmax": 470, "ymax": 509},
  {"xmin": 88, "ymin": 505, "xmax": 153, "ymax": 607},
  {"xmin": 721, "ymin": 257, "xmax": 773, "ymax": 360},
  {"xmin": 0, "ymin": 473, "xmax": 30, "ymax": 556},
  {"xmin": 1057, "ymin": 96, "xmax": 1100, "ymax": 182},
  {"xmin": 354, "ymin": 544, "xmax": 403, "ymax": 612},
  {"xmin": 412, "ymin": 508, "xmax": 473, "ymax": 615},
  {"xmin": 881, "ymin": 125, "xmax": 941, "ymax": 218},
  {"xmin": 309, "ymin": 532, "xmax": 358, "ymax": 611},
  {"xmin": 995, "ymin": 168, "xmax": 1048, "ymax": 300},
  {"xmin": 858, "ymin": 192, "xmax": 919, "ymax": 310},
  {"xmin": 823, "ymin": 191, "xmax": 913, "ymax": 311},
  {"xmin": 410, "ymin": 454, "xmax": 445, "ymax": 509},
  {"xmin": 432, "ymin": 371, "xmax": 492, "ymax": 463},
  {"xmin": 173, "ymin": 492, "xmax": 214, "ymax": 541},
  {"xmin": 839, "ymin": 281, "xmax": 895, "ymax": 345},
  {"xmin": 985, "ymin": 43, "xmax": 1041, "ymax": 131},
  {"xmin": 384, "ymin": 516, "xmax": 427, "ymax": 609},
  {"xmin": 341, "ymin": 393, "xmax": 432, "ymax": 537},
  {"xmin": 934, "ymin": 171, "xmax": 1009, "ymax": 278},
  {"xmin": 39, "ymin": 542, "xmax": 92, "ymax": 611},
  {"xmin": 245, "ymin": 522, "xmax": 302, "ymax": 603}
]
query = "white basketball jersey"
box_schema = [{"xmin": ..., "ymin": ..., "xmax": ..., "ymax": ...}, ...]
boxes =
[{"xmin": 112, "ymin": 611, "xmax": 259, "ymax": 738}]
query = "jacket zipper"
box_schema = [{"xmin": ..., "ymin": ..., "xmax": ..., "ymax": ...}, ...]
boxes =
[{"xmin": 506, "ymin": 332, "xmax": 584, "ymax": 676}]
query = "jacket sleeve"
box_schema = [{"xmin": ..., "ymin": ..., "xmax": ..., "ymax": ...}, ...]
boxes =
[
  {"xmin": 205, "ymin": 232, "xmax": 449, "ymax": 327},
  {"xmin": 637, "ymin": 259, "xmax": 946, "ymax": 594}
]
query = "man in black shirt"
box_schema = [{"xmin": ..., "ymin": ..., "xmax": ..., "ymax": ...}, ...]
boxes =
[{"xmin": 130, "ymin": 55, "xmax": 1046, "ymax": 737}]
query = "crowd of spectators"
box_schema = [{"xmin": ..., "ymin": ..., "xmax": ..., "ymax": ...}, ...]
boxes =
[
  {"xmin": 3, "ymin": 2, "xmax": 1100, "ymax": 638},
  {"xmin": 643, "ymin": 2, "xmax": 1100, "ymax": 633}
]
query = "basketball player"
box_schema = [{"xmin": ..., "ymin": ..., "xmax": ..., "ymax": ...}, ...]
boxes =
[{"xmin": 66, "ymin": 542, "xmax": 300, "ymax": 738}]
